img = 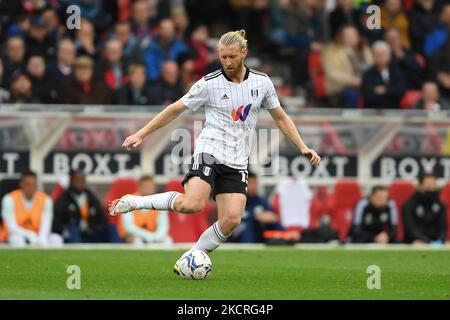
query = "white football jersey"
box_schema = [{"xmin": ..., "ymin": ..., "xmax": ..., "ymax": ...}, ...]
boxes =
[{"xmin": 180, "ymin": 66, "xmax": 280, "ymax": 170}]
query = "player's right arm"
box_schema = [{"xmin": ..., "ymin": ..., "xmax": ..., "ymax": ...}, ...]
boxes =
[
  {"xmin": 122, "ymin": 77, "xmax": 207, "ymax": 151},
  {"xmin": 122, "ymin": 101, "xmax": 187, "ymax": 150}
]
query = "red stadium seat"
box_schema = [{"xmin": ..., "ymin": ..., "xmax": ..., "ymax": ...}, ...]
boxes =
[
  {"xmin": 329, "ymin": 180, "xmax": 362, "ymax": 241},
  {"xmin": 104, "ymin": 177, "xmax": 138, "ymax": 224},
  {"xmin": 272, "ymin": 187, "xmax": 329, "ymax": 230},
  {"xmin": 51, "ymin": 183, "xmax": 66, "ymax": 202},
  {"xmin": 164, "ymin": 179, "xmax": 211, "ymax": 243},
  {"xmin": 400, "ymin": 90, "xmax": 422, "ymax": 109},
  {"xmin": 440, "ymin": 182, "xmax": 450, "ymax": 240},
  {"xmin": 308, "ymin": 51, "xmax": 327, "ymax": 98},
  {"xmin": 388, "ymin": 180, "xmax": 416, "ymax": 242}
]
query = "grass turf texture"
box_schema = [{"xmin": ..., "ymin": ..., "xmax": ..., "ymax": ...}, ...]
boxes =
[{"xmin": 0, "ymin": 248, "xmax": 449, "ymax": 299}]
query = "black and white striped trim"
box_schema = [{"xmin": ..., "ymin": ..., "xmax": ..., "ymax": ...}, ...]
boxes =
[
  {"xmin": 249, "ymin": 69, "xmax": 267, "ymax": 77},
  {"xmin": 168, "ymin": 192, "xmax": 181, "ymax": 211},
  {"xmin": 213, "ymin": 222, "xmax": 227, "ymax": 241},
  {"xmin": 204, "ymin": 69, "xmax": 222, "ymax": 81}
]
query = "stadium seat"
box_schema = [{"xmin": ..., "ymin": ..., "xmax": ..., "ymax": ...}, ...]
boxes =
[
  {"xmin": 388, "ymin": 180, "xmax": 416, "ymax": 242},
  {"xmin": 400, "ymin": 90, "xmax": 422, "ymax": 109},
  {"xmin": 104, "ymin": 178, "xmax": 138, "ymax": 224},
  {"xmin": 51, "ymin": 183, "xmax": 66, "ymax": 202},
  {"xmin": 440, "ymin": 182, "xmax": 450, "ymax": 240},
  {"xmin": 308, "ymin": 51, "xmax": 327, "ymax": 98},
  {"xmin": 272, "ymin": 186, "xmax": 328, "ymax": 230},
  {"xmin": 328, "ymin": 180, "xmax": 362, "ymax": 241},
  {"xmin": 164, "ymin": 179, "xmax": 210, "ymax": 243}
]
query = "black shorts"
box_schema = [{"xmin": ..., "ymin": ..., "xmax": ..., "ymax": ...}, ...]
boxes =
[{"xmin": 182, "ymin": 153, "xmax": 248, "ymax": 199}]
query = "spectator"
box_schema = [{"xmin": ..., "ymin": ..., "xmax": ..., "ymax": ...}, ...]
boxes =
[
  {"xmin": 0, "ymin": 58, "xmax": 11, "ymax": 102},
  {"xmin": 187, "ymin": 24, "xmax": 213, "ymax": 80},
  {"xmin": 8, "ymin": 71, "xmax": 41, "ymax": 104},
  {"xmin": 229, "ymin": 172, "xmax": 288, "ymax": 243},
  {"xmin": 279, "ymin": 0, "xmax": 325, "ymax": 89},
  {"xmin": 112, "ymin": 21, "xmax": 138, "ymax": 61},
  {"xmin": 26, "ymin": 55, "xmax": 58, "ymax": 103},
  {"xmin": 5, "ymin": 14, "xmax": 30, "ymax": 38},
  {"xmin": 144, "ymin": 18, "xmax": 189, "ymax": 81},
  {"xmin": 328, "ymin": 0, "xmax": 361, "ymax": 40},
  {"xmin": 63, "ymin": 55, "xmax": 111, "ymax": 104},
  {"xmin": 171, "ymin": 5, "xmax": 189, "ymax": 40},
  {"xmin": 323, "ymin": 25, "xmax": 373, "ymax": 107},
  {"xmin": 53, "ymin": 170, "xmax": 112, "ymax": 243},
  {"xmin": 403, "ymin": 173, "xmax": 448, "ymax": 244},
  {"xmin": 147, "ymin": 61, "xmax": 183, "ymax": 105},
  {"xmin": 24, "ymin": 14, "xmax": 56, "ymax": 61},
  {"xmin": 428, "ymin": 37, "xmax": 450, "ymax": 100},
  {"xmin": 362, "ymin": 41, "xmax": 405, "ymax": 108},
  {"xmin": 131, "ymin": 0, "xmax": 155, "ymax": 39},
  {"xmin": 381, "ymin": 0, "xmax": 411, "ymax": 48},
  {"xmin": 385, "ymin": 27, "xmax": 423, "ymax": 89},
  {"xmin": 117, "ymin": 175, "xmax": 170, "ymax": 245},
  {"xmin": 95, "ymin": 39, "xmax": 127, "ymax": 99},
  {"xmin": 2, "ymin": 36, "xmax": 26, "ymax": 87},
  {"xmin": 74, "ymin": 18, "xmax": 98, "ymax": 60},
  {"xmin": 47, "ymin": 38, "xmax": 76, "ymax": 94},
  {"xmin": 409, "ymin": 0, "xmax": 442, "ymax": 54},
  {"xmin": 117, "ymin": 64, "xmax": 152, "ymax": 105},
  {"xmin": 349, "ymin": 186, "xmax": 398, "ymax": 244},
  {"xmin": 414, "ymin": 81, "xmax": 450, "ymax": 111},
  {"xmin": 1, "ymin": 171, "xmax": 63, "ymax": 247},
  {"xmin": 424, "ymin": 3, "xmax": 450, "ymax": 57}
]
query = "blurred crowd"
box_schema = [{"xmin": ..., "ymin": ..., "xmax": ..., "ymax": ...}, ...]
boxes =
[
  {"xmin": 0, "ymin": 0, "xmax": 449, "ymax": 109},
  {"xmin": 0, "ymin": 169, "xmax": 448, "ymax": 246}
]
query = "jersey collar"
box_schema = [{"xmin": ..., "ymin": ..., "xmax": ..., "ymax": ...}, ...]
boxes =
[{"xmin": 221, "ymin": 65, "xmax": 250, "ymax": 83}]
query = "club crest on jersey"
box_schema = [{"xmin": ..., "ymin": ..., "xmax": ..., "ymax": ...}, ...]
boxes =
[
  {"xmin": 203, "ymin": 166, "xmax": 212, "ymax": 176},
  {"xmin": 251, "ymin": 89, "xmax": 258, "ymax": 98},
  {"xmin": 231, "ymin": 103, "xmax": 252, "ymax": 121}
]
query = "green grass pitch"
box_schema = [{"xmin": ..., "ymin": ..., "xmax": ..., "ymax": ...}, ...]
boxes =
[{"xmin": 1, "ymin": 248, "xmax": 449, "ymax": 299}]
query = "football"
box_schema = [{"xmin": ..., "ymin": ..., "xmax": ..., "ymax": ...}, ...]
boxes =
[{"xmin": 173, "ymin": 249, "xmax": 212, "ymax": 280}]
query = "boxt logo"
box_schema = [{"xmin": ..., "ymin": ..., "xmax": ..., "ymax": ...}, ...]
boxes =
[{"xmin": 231, "ymin": 104, "xmax": 252, "ymax": 121}]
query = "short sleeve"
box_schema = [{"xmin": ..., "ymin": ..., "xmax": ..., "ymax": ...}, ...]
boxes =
[
  {"xmin": 180, "ymin": 77, "xmax": 208, "ymax": 111},
  {"xmin": 261, "ymin": 77, "xmax": 281, "ymax": 110}
]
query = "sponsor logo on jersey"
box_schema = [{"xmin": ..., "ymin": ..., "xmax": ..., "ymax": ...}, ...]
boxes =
[{"xmin": 231, "ymin": 103, "xmax": 252, "ymax": 121}]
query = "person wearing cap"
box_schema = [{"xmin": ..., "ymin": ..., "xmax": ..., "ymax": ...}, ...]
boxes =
[
  {"xmin": 24, "ymin": 14, "xmax": 56, "ymax": 61},
  {"xmin": 63, "ymin": 55, "xmax": 111, "ymax": 105}
]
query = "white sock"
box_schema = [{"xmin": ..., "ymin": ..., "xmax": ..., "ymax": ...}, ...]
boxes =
[
  {"xmin": 192, "ymin": 222, "xmax": 228, "ymax": 254},
  {"xmin": 129, "ymin": 191, "xmax": 181, "ymax": 211}
]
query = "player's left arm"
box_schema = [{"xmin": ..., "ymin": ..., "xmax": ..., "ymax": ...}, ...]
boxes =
[{"xmin": 268, "ymin": 106, "xmax": 321, "ymax": 166}]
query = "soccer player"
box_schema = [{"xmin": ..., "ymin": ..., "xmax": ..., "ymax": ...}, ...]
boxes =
[{"xmin": 108, "ymin": 30, "xmax": 321, "ymax": 255}]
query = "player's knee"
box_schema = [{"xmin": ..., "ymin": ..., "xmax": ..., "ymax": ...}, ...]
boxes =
[
  {"xmin": 220, "ymin": 214, "xmax": 241, "ymax": 229},
  {"xmin": 179, "ymin": 198, "xmax": 205, "ymax": 214}
]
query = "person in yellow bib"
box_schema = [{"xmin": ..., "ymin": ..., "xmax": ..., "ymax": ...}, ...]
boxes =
[
  {"xmin": 1, "ymin": 171, "xmax": 63, "ymax": 247},
  {"xmin": 118, "ymin": 175, "xmax": 170, "ymax": 245}
]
